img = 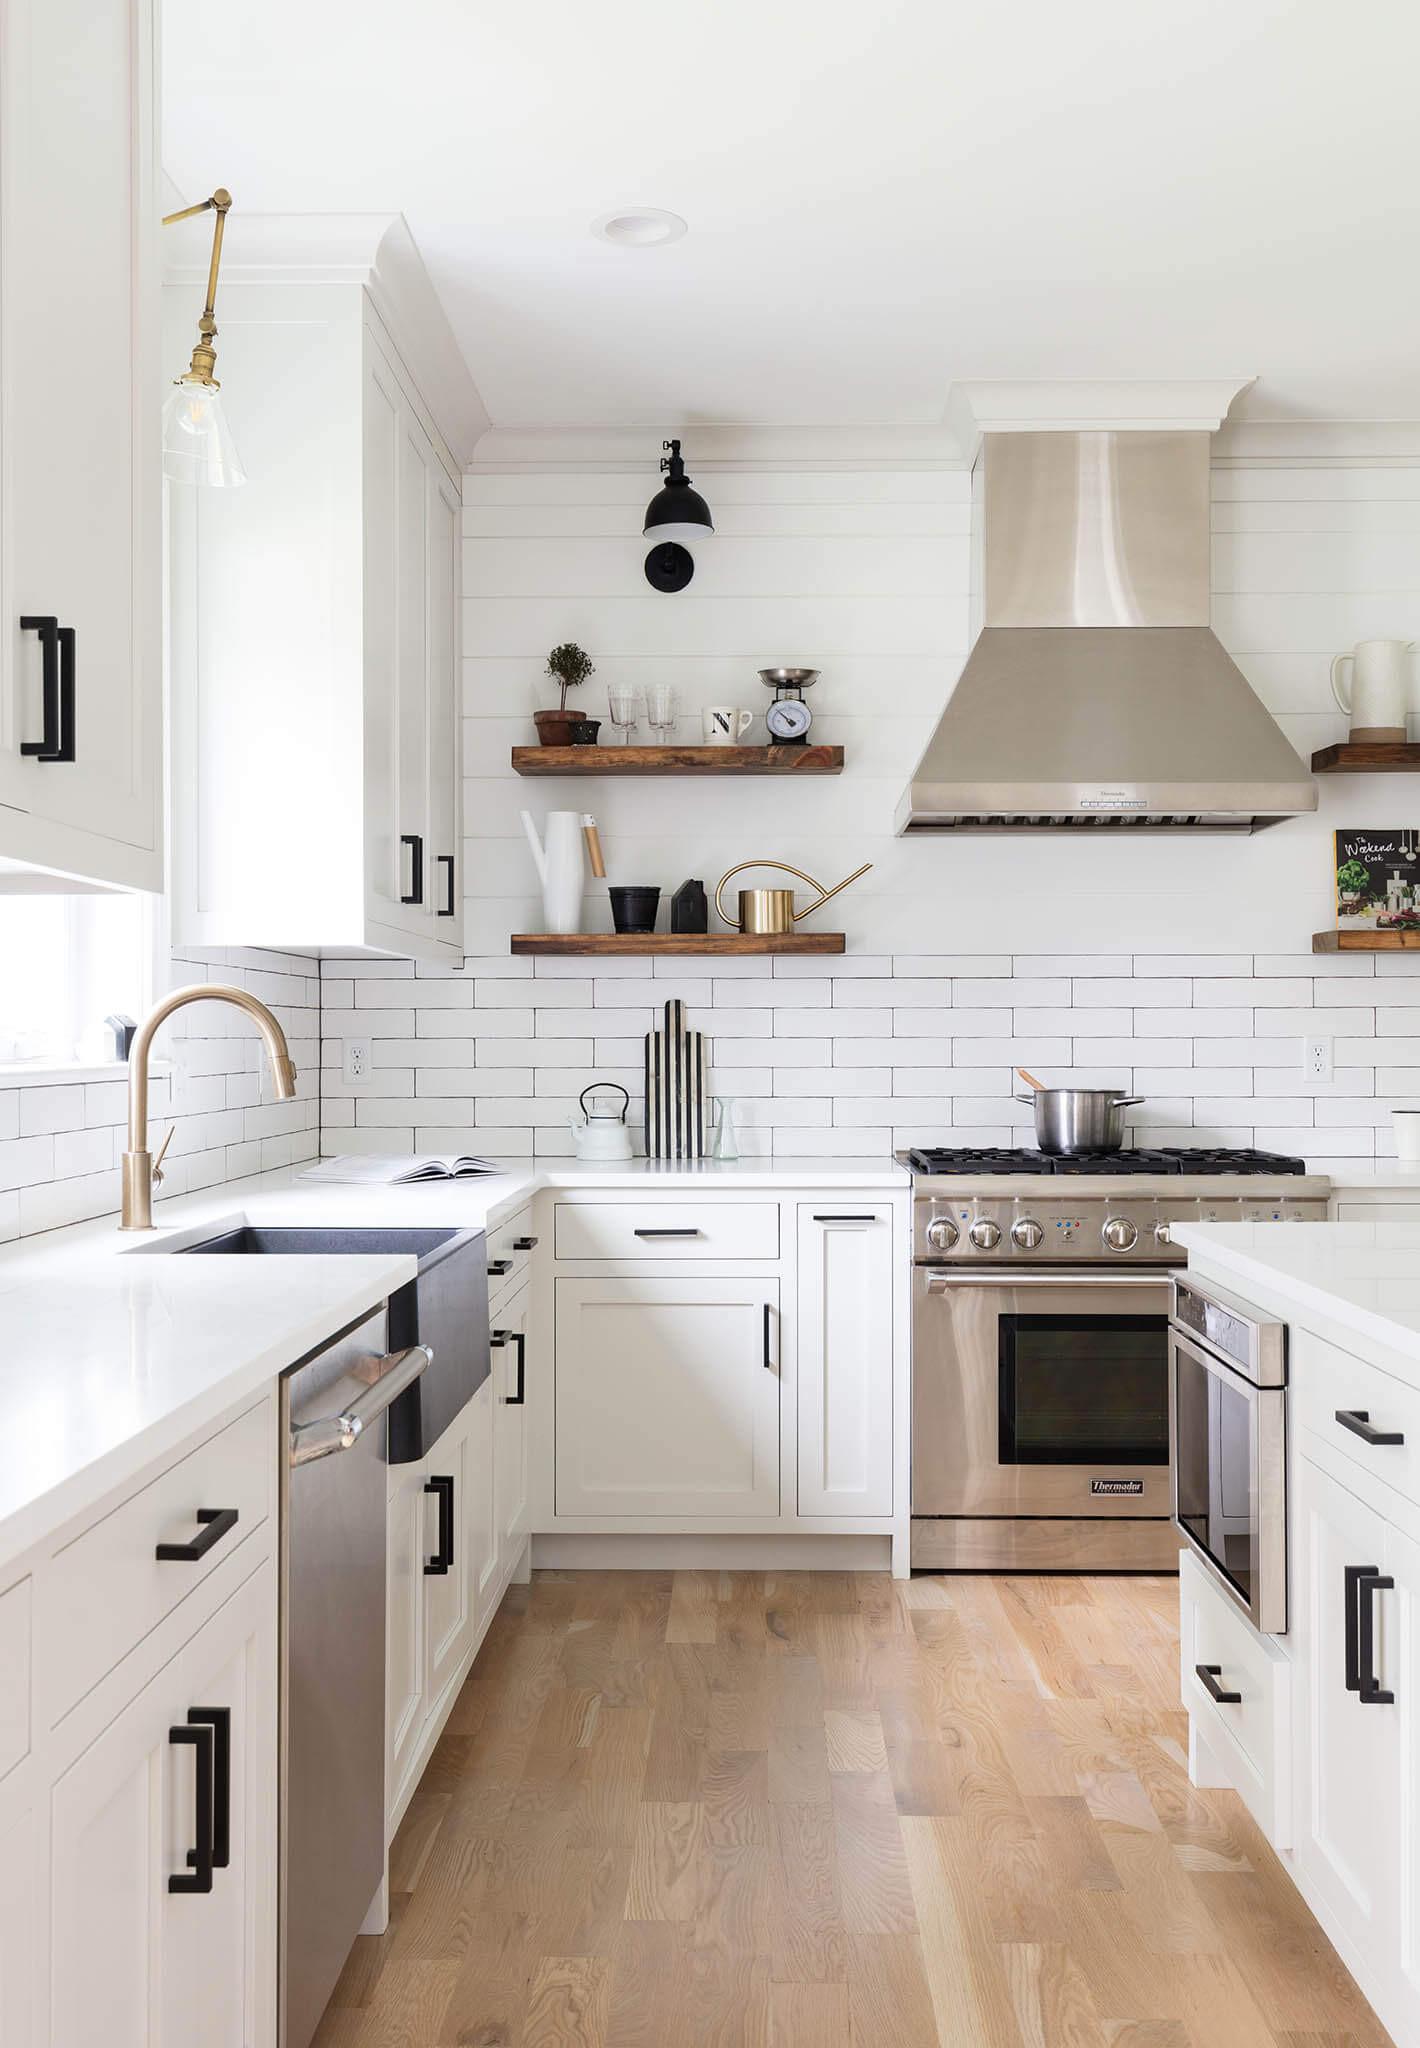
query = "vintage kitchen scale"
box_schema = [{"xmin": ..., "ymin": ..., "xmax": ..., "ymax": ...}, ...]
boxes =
[{"xmin": 759, "ymin": 667, "xmax": 819, "ymax": 744}]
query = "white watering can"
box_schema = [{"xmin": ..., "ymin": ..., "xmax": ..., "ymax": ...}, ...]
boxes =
[{"xmin": 521, "ymin": 810, "xmax": 604, "ymax": 934}]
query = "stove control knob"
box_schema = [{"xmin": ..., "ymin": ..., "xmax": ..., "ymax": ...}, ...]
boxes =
[
  {"xmin": 1154, "ymin": 1221, "xmax": 1173, "ymax": 1246},
  {"xmin": 924, "ymin": 1215, "xmax": 958, "ymax": 1252},
  {"xmin": 969, "ymin": 1218, "xmax": 1001, "ymax": 1251},
  {"xmin": 1102, "ymin": 1215, "xmax": 1138, "ymax": 1253},
  {"xmin": 1011, "ymin": 1217, "xmax": 1044, "ymax": 1250}
]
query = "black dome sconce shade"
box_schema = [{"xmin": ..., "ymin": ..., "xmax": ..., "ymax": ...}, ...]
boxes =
[
  {"xmin": 643, "ymin": 438, "xmax": 711, "ymax": 591},
  {"xmin": 644, "ymin": 541, "xmax": 695, "ymax": 592}
]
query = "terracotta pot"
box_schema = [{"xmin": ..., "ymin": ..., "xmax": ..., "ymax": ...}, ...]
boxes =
[{"xmin": 535, "ymin": 708, "xmax": 581, "ymax": 745}]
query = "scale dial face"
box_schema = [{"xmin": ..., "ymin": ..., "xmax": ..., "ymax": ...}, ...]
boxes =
[{"xmin": 766, "ymin": 697, "xmax": 812, "ymax": 741}]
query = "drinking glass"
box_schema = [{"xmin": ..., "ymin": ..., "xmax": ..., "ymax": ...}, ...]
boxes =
[
  {"xmin": 607, "ymin": 687, "xmax": 643, "ymax": 744},
  {"xmin": 646, "ymin": 684, "xmax": 679, "ymax": 742}
]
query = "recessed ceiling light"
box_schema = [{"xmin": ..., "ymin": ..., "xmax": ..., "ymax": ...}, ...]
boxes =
[{"xmin": 592, "ymin": 208, "xmax": 687, "ymax": 248}]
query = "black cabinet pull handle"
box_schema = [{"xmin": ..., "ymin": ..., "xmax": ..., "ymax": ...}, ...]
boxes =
[
  {"xmin": 633, "ymin": 1227, "xmax": 701, "ymax": 1239},
  {"xmin": 424, "ymin": 1474, "xmax": 455, "ymax": 1575},
  {"xmin": 54, "ymin": 625, "xmax": 76, "ymax": 761},
  {"xmin": 168, "ymin": 1718, "xmax": 215, "ymax": 1893},
  {"xmin": 512, "ymin": 1236, "xmax": 539, "ymax": 1251},
  {"xmin": 812, "ymin": 1213, "xmax": 878, "ymax": 1223},
  {"xmin": 400, "ymin": 833, "xmax": 424, "ymax": 905},
  {"xmin": 493, "ymin": 1330, "xmax": 526, "ymax": 1404},
  {"xmin": 1345, "ymin": 1563, "xmax": 1369, "ymax": 1692},
  {"xmin": 185, "ymin": 1708, "xmax": 231, "ymax": 1869},
  {"xmin": 19, "ymin": 615, "xmax": 59, "ymax": 757},
  {"xmin": 1195, "ymin": 1663, "xmax": 1241, "ymax": 1705},
  {"xmin": 1358, "ymin": 1568, "xmax": 1395, "ymax": 1705},
  {"xmin": 1336, "ymin": 1408, "xmax": 1405, "ymax": 1447},
  {"xmin": 763, "ymin": 1302, "xmax": 774, "ymax": 1373},
  {"xmin": 156, "ymin": 1506, "xmax": 239, "ymax": 1562},
  {"xmin": 488, "ymin": 1257, "xmax": 514, "ymax": 1277},
  {"xmin": 437, "ymin": 853, "xmax": 456, "ymax": 917}
]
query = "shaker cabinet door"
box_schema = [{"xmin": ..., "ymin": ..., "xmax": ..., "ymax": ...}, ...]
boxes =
[{"xmin": 797, "ymin": 1207, "xmax": 893, "ymax": 1516}]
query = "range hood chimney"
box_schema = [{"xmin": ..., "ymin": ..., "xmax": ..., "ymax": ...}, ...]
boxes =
[{"xmin": 897, "ymin": 428, "xmax": 1317, "ymax": 832}]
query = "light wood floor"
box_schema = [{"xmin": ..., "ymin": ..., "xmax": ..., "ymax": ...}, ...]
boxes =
[{"xmin": 314, "ymin": 1569, "xmax": 1394, "ymax": 2047}]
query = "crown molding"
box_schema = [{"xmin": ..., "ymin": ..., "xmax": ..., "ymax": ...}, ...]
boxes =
[
  {"xmin": 161, "ymin": 206, "xmax": 490, "ymax": 468},
  {"xmin": 468, "ymin": 422, "xmax": 969, "ymax": 472},
  {"xmin": 945, "ymin": 379, "xmax": 1256, "ymax": 458},
  {"xmin": 1213, "ymin": 416, "xmax": 1420, "ymax": 464}
]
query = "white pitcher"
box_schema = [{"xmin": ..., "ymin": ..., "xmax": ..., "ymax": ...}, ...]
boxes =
[
  {"xmin": 521, "ymin": 809, "xmax": 590, "ymax": 934},
  {"xmin": 1331, "ymin": 639, "xmax": 1414, "ymax": 742}
]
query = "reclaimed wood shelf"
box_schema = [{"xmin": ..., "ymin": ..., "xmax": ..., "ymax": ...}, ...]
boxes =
[
  {"xmin": 512, "ymin": 744, "xmax": 844, "ymax": 776},
  {"xmin": 1311, "ymin": 742, "xmax": 1420, "ymax": 772},
  {"xmin": 511, "ymin": 932, "xmax": 846, "ymax": 957},
  {"xmin": 1313, "ymin": 929, "xmax": 1420, "ymax": 952}
]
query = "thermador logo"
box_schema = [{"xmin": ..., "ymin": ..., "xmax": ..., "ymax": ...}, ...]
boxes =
[{"xmin": 1090, "ymin": 1478, "xmax": 1145, "ymax": 1496}]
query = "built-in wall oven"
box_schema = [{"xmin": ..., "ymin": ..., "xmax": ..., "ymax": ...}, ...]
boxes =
[{"xmin": 1169, "ymin": 1274, "xmax": 1288, "ymax": 1634}]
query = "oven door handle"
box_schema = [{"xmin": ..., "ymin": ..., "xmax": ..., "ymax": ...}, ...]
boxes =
[{"xmin": 921, "ymin": 1269, "xmax": 1166, "ymax": 1290}]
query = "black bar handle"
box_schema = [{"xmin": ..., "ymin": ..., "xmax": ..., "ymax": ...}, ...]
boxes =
[
  {"xmin": 156, "ymin": 1506, "xmax": 239, "ymax": 1563},
  {"xmin": 437, "ymin": 853, "xmax": 456, "ymax": 917},
  {"xmin": 185, "ymin": 1708, "xmax": 231, "ymax": 1869},
  {"xmin": 19, "ymin": 615, "xmax": 59, "ymax": 757},
  {"xmin": 1336, "ymin": 1408, "xmax": 1405, "ymax": 1447},
  {"xmin": 493, "ymin": 1330, "xmax": 526, "ymax": 1404},
  {"xmin": 812, "ymin": 1213, "xmax": 878, "ymax": 1222},
  {"xmin": 488, "ymin": 1257, "xmax": 514, "ymax": 1276},
  {"xmin": 1359, "ymin": 1569, "xmax": 1395, "ymax": 1704},
  {"xmin": 1195, "ymin": 1663, "xmax": 1241, "ymax": 1705},
  {"xmin": 424, "ymin": 1474, "xmax": 454, "ymax": 1575},
  {"xmin": 1345, "ymin": 1563, "xmax": 1372, "ymax": 1692},
  {"xmin": 400, "ymin": 833, "xmax": 424, "ymax": 905},
  {"xmin": 54, "ymin": 625, "xmax": 76, "ymax": 761},
  {"xmin": 512, "ymin": 1236, "xmax": 539, "ymax": 1251},
  {"xmin": 763, "ymin": 1302, "xmax": 774, "ymax": 1373},
  {"xmin": 489, "ymin": 1329, "xmax": 508, "ymax": 1347},
  {"xmin": 168, "ymin": 1719, "xmax": 215, "ymax": 1893},
  {"xmin": 633, "ymin": 1227, "xmax": 701, "ymax": 1239}
]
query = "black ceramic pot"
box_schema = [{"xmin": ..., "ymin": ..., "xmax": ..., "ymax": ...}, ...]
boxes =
[
  {"xmin": 568, "ymin": 719, "xmax": 602, "ymax": 744},
  {"xmin": 610, "ymin": 885, "xmax": 660, "ymax": 934}
]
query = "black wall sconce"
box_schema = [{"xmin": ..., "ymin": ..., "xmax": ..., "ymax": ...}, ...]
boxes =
[{"xmin": 643, "ymin": 438, "xmax": 712, "ymax": 591}]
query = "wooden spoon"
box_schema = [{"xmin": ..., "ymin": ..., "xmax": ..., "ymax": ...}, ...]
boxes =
[{"xmin": 1016, "ymin": 1066, "xmax": 1046, "ymax": 1091}]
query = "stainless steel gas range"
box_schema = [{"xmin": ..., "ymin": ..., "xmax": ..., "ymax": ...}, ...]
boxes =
[{"xmin": 905, "ymin": 1145, "xmax": 1329, "ymax": 1572}]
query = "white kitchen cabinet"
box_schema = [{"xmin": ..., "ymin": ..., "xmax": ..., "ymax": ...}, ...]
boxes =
[
  {"xmin": 386, "ymin": 1452, "xmax": 429, "ymax": 1819},
  {"xmin": 0, "ymin": 1802, "xmax": 35, "ymax": 2047},
  {"xmin": 466, "ymin": 1377, "xmax": 500, "ymax": 1630},
  {"xmin": 555, "ymin": 1276, "xmax": 781, "ymax": 1518},
  {"xmin": 797, "ymin": 1206, "xmax": 893, "ymax": 1517},
  {"xmin": 48, "ymin": 1560, "xmax": 276, "ymax": 2047},
  {"xmin": 0, "ymin": 0, "xmax": 161, "ymax": 890},
  {"xmin": 422, "ymin": 1403, "xmax": 477, "ymax": 1713},
  {"xmin": 493, "ymin": 1288, "xmax": 531, "ymax": 1577},
  {"xmin": 168, "ymin": 268, "xmax": 461, "ymax": 960}
]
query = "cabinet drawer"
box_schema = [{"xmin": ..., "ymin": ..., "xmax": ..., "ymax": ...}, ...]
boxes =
[
  {"xmin": 1179, "ymin": 1551, "xmax": 1290, "ymax": 1841},
  {"xmin": 554, "ymin": 1202, "xmax": 779, "ymax": 1262},
  {"xmin": 40, "ymin": 1395, "xmax": 273, "ymax": 1724},
  {"xmin": 1293, "ymin": 1327, "xmax": 1420, "ymax": 1507},
  {"xmin": 0, "ymin": 1578, "xmax": 31, "ymax": 1780},
  {"xmin": 487, "ymin": 1204, "xmax": 537, "ymax": 1304}
]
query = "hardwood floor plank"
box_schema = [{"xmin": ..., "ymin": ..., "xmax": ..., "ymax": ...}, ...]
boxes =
[
  {"xmin": 768, "ymin": 1980, "xmax": 852, "ymax": 2047},
  {"xmin": 1003, "ymin": 1941, "xmax": 1112, "ymax": 2048},
  {"xmin": 768, "ymin": 1802, "xmax": 848, "ymax": 1984},
  {"xmin": 667, "ymin": 1570, "xmax": 720, "ymax": 1645},
  {"xmin": 603, "ymin": 1920, "xmax": 680, "ymax": 2048},
  {"xmin": 831, "ymin": 1770, "xmax": 919, "ymax": 1934},
  {"xmin": 626, "ymin": 1801, "xmax": 703, "ymax": 1921},
  {"xmin": 825, "ymin": 1709, "xmax": 888, "ymax": 1774},
  {"xmin": 846, "ymin": 1932, "xmax": 942, "ymax": 2048},
  {"xmin": 900, "ymin": 1814, "xmax": 1023, "ymax": 2048},
  {"xmin": 522, "ymin": 1955, "xmax": 612, "ymax": 2048}
]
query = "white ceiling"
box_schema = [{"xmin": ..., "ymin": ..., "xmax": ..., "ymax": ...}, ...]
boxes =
[{"xmin": 163, "ymin": 0, "xmax": 1420, "ymax": 434}]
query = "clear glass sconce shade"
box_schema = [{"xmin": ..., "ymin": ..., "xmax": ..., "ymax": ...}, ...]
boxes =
[{"xmin": 161, "ymin": 379, "xmax": 246, "ymax": 487}]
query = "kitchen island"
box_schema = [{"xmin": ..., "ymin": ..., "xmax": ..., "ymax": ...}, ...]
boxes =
[{"xmin": 1171, "ymin": 1217, "xmax": 1420, "ymax": 2048}]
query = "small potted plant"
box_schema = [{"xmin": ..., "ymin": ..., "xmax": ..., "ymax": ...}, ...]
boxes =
[{"xmin": 536, "ymin": 642, "xmax": 597, "ymax": 745}]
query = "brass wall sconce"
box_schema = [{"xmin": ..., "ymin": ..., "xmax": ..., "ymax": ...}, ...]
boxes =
[{"xmin": 161, "ymin": 187, "xmax": 245, "ymax": 487}]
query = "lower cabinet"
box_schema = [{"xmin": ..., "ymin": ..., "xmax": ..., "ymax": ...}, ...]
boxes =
[
  {"xmin": 796, "ymin": 1206, "xmax": 893, "ymax": 1516},
  {"xmin": 493, "ymin": 1286, "xmax": 530, "ymax": 1576},
  {"xmin": 48, "ymin": 1560, "xmax": 276, "ymax": 2047},
  {"xmin": 1291, "ymin": 1450, "xmax": 1416, "ymax": 2032},
  {"xmin": 555, "ymin": 1275, "xmax": 781, "ymax": 1517}
]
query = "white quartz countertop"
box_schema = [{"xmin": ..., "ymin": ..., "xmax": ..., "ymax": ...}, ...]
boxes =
[
  {"xmin": 1172, "ymin": 1220, "xmax": 1420, "ymax": 1367},
  {"xmin": 0, "ymin": 1154, "xmax": 905, "ymax": 1572}
]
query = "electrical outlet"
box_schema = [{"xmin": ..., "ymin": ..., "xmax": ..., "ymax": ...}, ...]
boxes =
[
  {"xmin": 1305, "ymin": 1034, "xmax": 1333, "ymax": 1082},
  {"xmin": 343, "ymin": 1037, "xmax": 372, "ymax": 1083}
]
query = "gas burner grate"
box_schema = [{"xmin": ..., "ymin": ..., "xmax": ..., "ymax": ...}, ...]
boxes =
[{"xmin": 905, "ymin": 1145, "xmax": 1308, "ymax": 1178}]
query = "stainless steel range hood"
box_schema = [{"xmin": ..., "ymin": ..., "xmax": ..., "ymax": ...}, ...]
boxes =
[{"xmin": 897, "ymin": 430, "xmax": 1317, "ymax": 833}]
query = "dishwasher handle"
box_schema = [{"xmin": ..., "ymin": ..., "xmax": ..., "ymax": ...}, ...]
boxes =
[{"xmin": 289, "ymin": 1344, "xmax": 433, "ymax": 1466}]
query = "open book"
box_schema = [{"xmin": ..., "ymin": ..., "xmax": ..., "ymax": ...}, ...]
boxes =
[{"xmin": 298, "ymin": 1153, "xmax": 499, "ymax": 1185}]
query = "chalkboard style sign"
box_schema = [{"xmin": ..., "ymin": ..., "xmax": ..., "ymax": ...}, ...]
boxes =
[{"xmin": 1336, "ymin": 828, "xmax": 1420, "ymax": 930}]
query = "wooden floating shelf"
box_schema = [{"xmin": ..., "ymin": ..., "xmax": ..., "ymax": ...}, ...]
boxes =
[
  {"xmin": 511, "ymin": 744, "xmax": 844, "ymax": 776},
  {"xmin": 1313, "ymin": 929, "xmax": 1420, "ymax": 952},
  {"xmin": 511, "ymin": 932, "xmax": 846, "ymax": 957},
  {"xmin": 1311, "ymin": 742, "xmax": 1420, "ymax": 772}
]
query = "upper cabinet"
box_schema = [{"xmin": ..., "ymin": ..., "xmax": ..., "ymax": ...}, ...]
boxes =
[
  {"xmin": 167, "ymin": 219, "xmax": 486, "ymax": 962},
  {"xmin": 0, "ymin": 0, "xmax": 162, "ymax": 890}
]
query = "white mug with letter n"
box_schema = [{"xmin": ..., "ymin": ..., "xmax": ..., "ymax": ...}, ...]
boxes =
[
  {"xmin": 1331, "ymin": 639, "xmax": 1414, "ymax": 743},
  {"xmin": 702, "ymin": 707, "xmax": 753, "ymax": 745}
]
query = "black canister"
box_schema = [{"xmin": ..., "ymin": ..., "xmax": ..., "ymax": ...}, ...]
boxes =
[{"xmin": 610, "ymin": 885, "xmax": 661, "ymax": 933}]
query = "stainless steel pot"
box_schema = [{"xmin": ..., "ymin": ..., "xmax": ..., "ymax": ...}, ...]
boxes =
[{"xmin": 1012, "ymin": 1086, "xmax": 1143, "ymax": 1155}]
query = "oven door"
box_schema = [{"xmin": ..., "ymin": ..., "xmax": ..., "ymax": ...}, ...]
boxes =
[
  {"xmin": 912, "ymin": 1267, "xmax": 1173, "ymax": 1518},
  {"xmin": 1170, "ymin": 1323, "xmax": 1287, "ymax": 1633}
]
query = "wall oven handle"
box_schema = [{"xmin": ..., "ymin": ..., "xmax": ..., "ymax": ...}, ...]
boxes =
[
  {"xmin": 922, "ymin": 1269, "xmax": 1166, "ymax": 1290},
  {"xmin": 289, "ymin": 1344, "xmax": 432, "ymax": 1465},
  {"xmin": 1335, "ymin": 1408, "xmax": 1405, "ymax": 1447},
  {"xmin": 1195, "ymin": 1663, "xmax": 1241, "ymax": 1705}
]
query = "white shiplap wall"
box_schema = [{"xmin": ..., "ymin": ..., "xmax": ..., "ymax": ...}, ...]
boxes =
[{"xmin": 318, "ymin": 455, "xmax": 1420, "ymax": 1168}]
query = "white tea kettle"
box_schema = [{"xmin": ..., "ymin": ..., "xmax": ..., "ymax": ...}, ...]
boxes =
[{"xmin": 569, "ymin": 1083, "xmax": 634, "ymax": 1161}]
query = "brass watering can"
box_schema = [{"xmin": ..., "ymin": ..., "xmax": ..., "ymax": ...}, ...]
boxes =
[{"xmin": 714, "ymin": 858, "xmax": 872, "ymax": 936}]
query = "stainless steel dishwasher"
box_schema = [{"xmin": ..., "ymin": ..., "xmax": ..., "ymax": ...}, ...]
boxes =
[{"xmin": 280, "ymin": 1309, "xmax": 431, "ymax": 2048}]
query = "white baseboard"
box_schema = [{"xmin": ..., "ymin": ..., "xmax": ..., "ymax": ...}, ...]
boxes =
[{"xmin": 530, "ymin": 1531, "xmax": 892, "ymax": 1572}]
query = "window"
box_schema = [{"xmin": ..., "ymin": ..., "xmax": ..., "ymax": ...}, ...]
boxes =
[{"xmin": 0, "ymin": 891, "xmax": 152, "ymax": 1066}]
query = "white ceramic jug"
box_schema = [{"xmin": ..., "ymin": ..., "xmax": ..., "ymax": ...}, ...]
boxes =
[
  {"xmin": 521, "ymin": 809, "xmax": 590, "ymax": 934},
  {"xmin": 1331, "ymin": 639, "xmax": 1414, "ymax": 742}
]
